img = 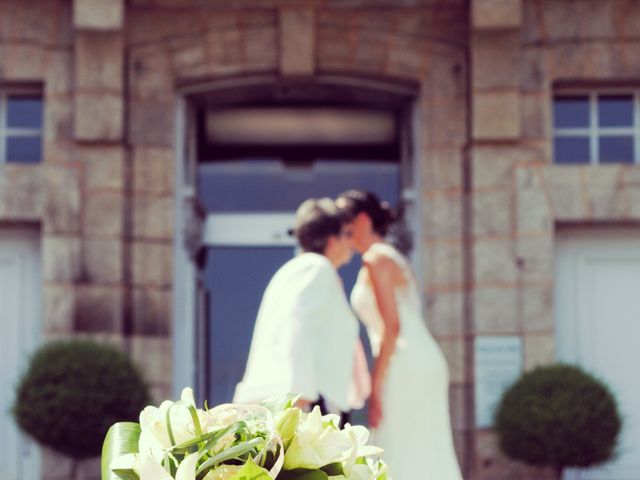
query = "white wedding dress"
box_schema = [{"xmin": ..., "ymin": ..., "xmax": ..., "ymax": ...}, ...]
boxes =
[{"xmin": 351, "ymin": 243, "xmax": 463, "ymax": 480}]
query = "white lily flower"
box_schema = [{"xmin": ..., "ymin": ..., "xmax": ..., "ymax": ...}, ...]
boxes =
[
  {"xmin": 275, "ymin": 407, "xmax": 300, "ymax": 448},
  {"xmin": 138, "ymin": 453, "xmax": 175, "ymax": 480},
  {"xmin": 175, "ymin": 453, "xmax": 200, "ymax": 480},
  {"xmin": 283, "ymin": 406, "xmax": 352, "ymax": 470},
  {"xmin": 139, "ymin": 388, "xmax": 202, "ymax": 452},
  {"xmin": 332, "ymin": 424, "xmax": 385, "ymax": 480}
]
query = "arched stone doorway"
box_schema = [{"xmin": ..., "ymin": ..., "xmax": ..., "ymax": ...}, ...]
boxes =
[{"xmin": 174, "ymin": 76, "xmax": 420, "ymax": 425}]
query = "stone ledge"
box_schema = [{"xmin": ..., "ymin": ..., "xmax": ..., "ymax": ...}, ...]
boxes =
[{"xmin": 473, "ymin": 90, "xmax": 522, "ymax": 140}]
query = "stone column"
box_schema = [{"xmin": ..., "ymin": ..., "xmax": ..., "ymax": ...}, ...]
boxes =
[{"xmin": 72, "ymin": 0, "xmax": 127, "ymax": 336}]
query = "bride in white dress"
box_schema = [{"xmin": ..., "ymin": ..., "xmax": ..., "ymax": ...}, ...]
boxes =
[{"xmin": 337, "ymin": 190, "xmax": 463, "ymax": 480}]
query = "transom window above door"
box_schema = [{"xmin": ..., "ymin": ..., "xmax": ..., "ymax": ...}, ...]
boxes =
[
  {"xmin": 553, "ymin": 92, "xmax": 640, "ymax": 165},
  {"xmin": 0, "ymin": 90, "xmax": 43, "ymax": 164}
]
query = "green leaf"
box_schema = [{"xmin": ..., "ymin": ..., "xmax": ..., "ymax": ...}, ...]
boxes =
[
  {"xmin": 320, "ymin": 463, "xmax": 344, "ymax": 476},
  {"xmin": 277, "ymin": 468, "xmax": 329, "ymax": 480},
  {"xmin": 227, "ymin": 457, "xmax": 274, "ymax": 480},
  {"xmin": 196, "ymin": 437, "xmax": 264, "ymax": 475},
  {"xmin": 101, "ymin": 422, "xmax": 141, "ymax": 480}
]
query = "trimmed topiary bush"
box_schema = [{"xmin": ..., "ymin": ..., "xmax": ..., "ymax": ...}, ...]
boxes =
[
  {"xmin": 13, "ymin": 339, "xmax": 150, "ymax": 460},
  {"xmin": 494, "ymin": 363, "xmax": 621, "ymax": 479}
]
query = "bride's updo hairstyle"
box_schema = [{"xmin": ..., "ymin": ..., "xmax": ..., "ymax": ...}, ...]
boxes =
[{"xmin": 337, "ymin": 190, "xmax": 397, "ymax": 236}]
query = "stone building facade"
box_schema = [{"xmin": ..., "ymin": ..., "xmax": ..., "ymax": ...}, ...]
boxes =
[{"xmin": 1, "ymin": 0, "xmax": 639, "ymax": 479}]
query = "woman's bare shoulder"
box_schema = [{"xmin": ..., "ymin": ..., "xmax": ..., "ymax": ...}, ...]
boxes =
[{"xmin": 362, "ymin": 246, "xmax": 402, "ymax": 277}]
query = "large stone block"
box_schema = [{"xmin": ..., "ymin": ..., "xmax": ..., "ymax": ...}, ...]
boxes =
[
  {"xmin": 475, "ymin": 430, "xmax": 556, "ymax": 479},
  {"xmin": 422, "ymin": 146, "xmax": 463, "ymax": 192},
  {"xmin": 43, "ymin": 235, "xmax": 82, "ymax": 283},
  {"xmin": 43, "ymin": 166, "xmax": 81, "ymax": 234},
  {"xmin": 244, "ymin": 26, "xmax": 278, "ymax": 68},
  {"xmin": 521, "ymin": 91, "xmax": 552, "ymax": 142},
  {"xmin": 80, "ymin": 146, "xmax": 124, "ymax": 191},
  {"xmin": 316, "ymin": 27, "xmax": 352, "ymax": 71},
  {"xmin": 0, "ymin": 0, "xmax": 71, "ymax": 47},
  {"xmin": 132, "ymin": 147, "xmax": 174, "ymax": 194},
  {"xmin": 386, "ymin": 38, "xmax": 426, "ymax": 79},
  {"xmin": 43, "ymin": 286, "xmax": 75, "ymax": 334},
  {"xmin": 129, "ymin": 100, "xmax": 175, "ymax": 147},
  {"xmin": 75, "ymin": 32, "xmax": 124, "ymax": 91},
  {"xmin": 472, "ymin": 0, "xmax": 522, "ymax": 30},
  {"xmin": 0, "ymin": 44, "xmax": 46, "ymax": 80},
  {"xmin": 132, "ymin": 195, "xmax": 175, "ymax": 240},
  {"xmin": 74, "ymin": 0, "xmax": 124, "ymax": 30},
  {"xmin": 425, "ymin": 97, "xmax": 467, "ymax": 146},
  {"xmin": 449, "ymin": 383, "xmax": 471, "ymax": 431},
  {"xmin": 473, "ymin": 91, "xmax": 521, "ymax": 140},
  {"xmin": 516, "ymin": 188, "xmax": 552, "ymax": 233},
  {"xmin": 438, "ymin": 337, "xmax": 467, "ymax": 384},
  {"xmin": 425, "ymin": 240, "xmax": 464, "ymax": 287},
  {"xmin": 205, "ymin": 29, "xmax": 244, "ymax": 68},
  {"xmin": 132, "ymin": 288, "xmax": 172, "ymax": 335},
  {"xmin": 168, "ymin": 37, "xmax": 206, "ymax": 73},
  {"xmin": 530, "ymin": 0, "xmax": 618, "ymax": 42},
  {"xmin": 474, "ymin": 239, "xmax": 519, "ymax": 285},
  {"xmin": 524, "ymin": 333, "xmax": 555, "ymax": 371},
  {"xmin": 473, "ymin": 190, "xmax": 512, "ymax": 237},
  {"xmin": 423, "ymin": 195, "xmax": 463, "ymax": 239},
  {"xmin": 520, "ymin": 48, "xmax": 548, "ymax": 93},
  {"xmin": 129, "ymin": 45, "xmax": 173, "ymax": 99},
  {"xmin": 132, "ymin": 241, "xmax": 173, "ymax": 288},
  {"xmin": 45, "ymin": 50, "xmax": 73, "ymax": 96},
  {"xmin": 74, "ymin": 285, "xmax": 123, "ymax": 332},
  {"xmin": 474, "ymin": 286, "xmax": 519, "ymax": 334},
  {"xmin": 82, "ymin": 238, "xmax": 123, "ymax": 283},
  {"xmin": 622, "ymin": 166, "xmax": 640, "ymax": 187},
  {"xmin": 44, "ymin": 97, "xmax": 74, "ymax": 144},
  {"xmin": 583, "ymin": 166, "xmax": 628, "ymax": 219},
  {"xmin": 515, "ymin": 236, "xmax": 553, "ymax": 284},
  {"xmin": 424, "ymin": 50, "xmax": 467, "ymax": 99},
  {"xmin": 130, "ymin": 335, "xmax": 172, "ymax": 385},
  {"xmin": 521, "ymin": 285, "xmax": 554, "ymax": 333},
  {"xmin": 472, "ymin": 31, "xmax": 520, "ymax": 90},
  {"xmin": 424, "ymin": 290, "xmax": 465, "ymax": 337},
  {"xmin": 352, "ymin": 32, "xmax": 388, "ymax": 74},
  {"xmin": 472, "ymin": 145, "xmax": 541, "ymax": 189},
  {"xmin": 629, "ymin": 188, "xmax": 640, "ymax": 219},
  {"xmin": 279, "ymin": 8, "xmax": 315, "ymax": 76},
  {"xmin": 83, "ymin": 192, "xmax": 124, "ymax": 237},
  {"xmin": 542, "ymin": 166, "xmax": 589, "ymax": 221},
  {"xmin": 74, "ymin": 92, "xmax": 124, "ymax": 141},
  {"xmin": 0, "ymin": 164, "xmax": 45, "ymax": 221}
]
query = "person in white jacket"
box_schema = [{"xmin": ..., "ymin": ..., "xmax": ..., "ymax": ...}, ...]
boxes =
[{"xmin": 233, "ymin": 198, "xmax": 369, "ymax": 423}]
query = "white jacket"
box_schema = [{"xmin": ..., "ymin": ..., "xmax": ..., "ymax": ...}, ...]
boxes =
[{"xmin": 233, "ymin": 253, "xmax": 361, "ymax": 412}]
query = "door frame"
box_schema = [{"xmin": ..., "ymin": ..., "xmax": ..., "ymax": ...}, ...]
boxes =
[
  {"xmin": 555, "ymin": 227, "xmax": 640, "ymax": 479},
  {"xmin": 0, "ymin": 226, "xmax": 42, "ymax": 480},
  {"xmin": 172, "ymin": 76, "xmax": 422, "ymax": 399}
]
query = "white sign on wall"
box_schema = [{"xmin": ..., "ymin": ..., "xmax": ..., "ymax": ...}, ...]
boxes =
[{"xmin": 474, "ymin": 335, "xmax": 523, "ymax": 428}]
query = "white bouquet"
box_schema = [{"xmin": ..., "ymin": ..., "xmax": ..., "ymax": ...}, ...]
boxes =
[{"xmin": 102, "ymin": 388, "xmax": 389, "ymax": 480}]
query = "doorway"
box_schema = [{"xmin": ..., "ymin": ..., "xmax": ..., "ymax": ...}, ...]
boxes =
[
  {"xmin": 556, "ymin": 227, "xmax": 640, "ymax": 479},
  {"xmin": 174, "ymin": 77, "xmax": 419, "ymax": 420},
  {"xmin": 0, "ymin": 227, "xmax": 41, "ymax": 480}
]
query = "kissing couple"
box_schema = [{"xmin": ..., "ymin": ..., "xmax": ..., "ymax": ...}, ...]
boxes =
[{"xmin": 234, "ymin": 190, "xmax": 463, "ymax": 480}]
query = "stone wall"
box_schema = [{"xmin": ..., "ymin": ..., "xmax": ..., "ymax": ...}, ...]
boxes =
[
  {"xmin": 469, "ymin": 0, "xmax": 640, "ymax": 478},
  {"xmin": 2, "ymin": 0, "xmax": 640, "ymax": 479}
]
